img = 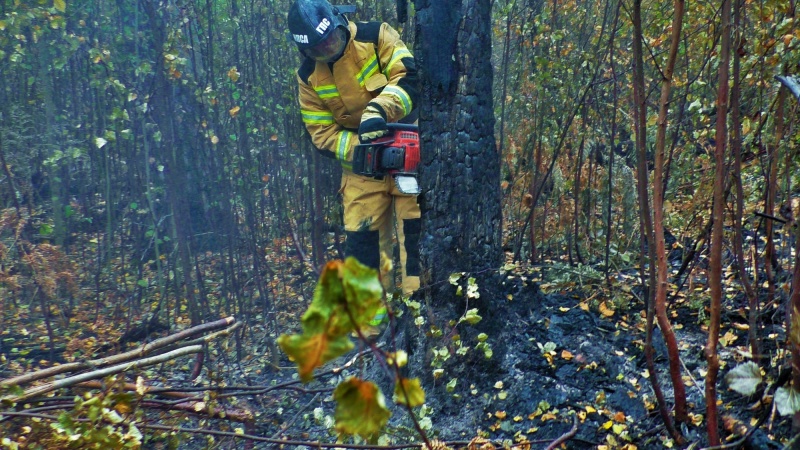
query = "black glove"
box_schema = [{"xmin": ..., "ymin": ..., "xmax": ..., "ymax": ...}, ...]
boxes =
[{"xmin": 358, "ymin": 103, "xmax": 388, "ymax": 142}]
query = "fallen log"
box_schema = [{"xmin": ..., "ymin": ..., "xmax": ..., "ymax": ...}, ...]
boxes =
[
  {"xmin": 0, "ymin": 316, "xmax": 236, "ymax": 389},
  {"xmin": 7, "ymin": 345, "xmax": 203, "ymax": 404}
]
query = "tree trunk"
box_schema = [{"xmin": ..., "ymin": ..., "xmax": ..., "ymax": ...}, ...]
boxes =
[
  {"xmin": 730, "ymin": 0, "xmax": 760, "ymax": 362},
  {"xmin": 414, "ymin": 0, "xmax": 502, "ymax": 295},
  {"xmin": 706, "ymin": 0, "xmax": 732, "ymax": 443},
  {"xmin": 631, "ymin": 0, "xmax": 681, "ymax": 442},
  {"xmin": 652, "ymin": 0, "xmax": 687, "ymax": 425},
  {"xmin": 141, "ymin": 0, "xmax": 201, "ymax": 326}
]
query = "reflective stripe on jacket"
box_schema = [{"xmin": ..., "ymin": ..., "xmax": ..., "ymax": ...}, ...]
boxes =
[{"xmin": 297, "ymin": 21, "xmax": 418, "ymax": 169}]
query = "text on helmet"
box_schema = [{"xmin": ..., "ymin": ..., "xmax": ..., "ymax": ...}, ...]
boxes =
[
  {"xmin": 293, "ymin": 34, "xmax": 309, "ymax": 43},
  {"xmin": 316, "ymin": 17, "xmax": 330, "ymax": 34}
]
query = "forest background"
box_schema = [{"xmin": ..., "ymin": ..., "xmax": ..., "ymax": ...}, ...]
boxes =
[{"xmin": 0, "ymin": 0, "xmax": 798, "ymax": 448}]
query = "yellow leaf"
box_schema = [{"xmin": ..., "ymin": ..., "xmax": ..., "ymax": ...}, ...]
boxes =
[
  {"xmin": 387, "ymin": 350, "xmax": 408, "ymax": 368},
  {"xmin": 495, "ymin": 411, "xmax": 507, "ymax": 419},
  {"xmin": 227, "ymin": 67, "xmax": 240, "ymax": 82},
  {"xmin": 194, "ymin": 402, "xmax": 206, "ymax": 412},
  {"xmin": 614, "ymin": 411, "xmax": 626, "ymax": 422},
  {"xmin": 602, "ymin": 420, "xmax": 614, "ymax": 430},
  {"xmin": 599, "ymin": 301, "xmax": 615, "ymax": 317},
  {"xmin": 393, "ymin": 377, "xmax": 425, "ymax": 407},
  {"xmin": 229, "ymin": 106, "xmax": 240, "ymax": 117},
  {"xmin": 585, "ymin": 405, "xmax": 597, "ymax": 414},
  {"xmin": 54, "ymin": 0, "xmax": 66, "ymax": 12},
  {"xmin": 559, "ymin": 307, "xmax": 570, "ymax": 312},
  {"xmin": 210, "ymin": 135, "xmax": 219, "ymax": 144},
  {"xmin": 540, "ymin": 413, "xmax": 557, "ymax": 421},
  {"xmin": 561, "ymin": 350, "xmax": 574, "ymax": 360},
  {"xmin": 720, "ymin": 330, "xmax": 738, "ymax": 346},
  {"xmin": 114, "ymin": 402, "xmax": 132, "ymax": 414},
  {"xmin": 135, "ymin": 376, "xmax": 146, "ymax": 396}
]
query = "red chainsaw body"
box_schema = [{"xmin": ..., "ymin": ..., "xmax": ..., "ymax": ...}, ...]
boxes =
[{"xmin": 352, "ymin": 124, "xmax": 420, "ymax": 178}]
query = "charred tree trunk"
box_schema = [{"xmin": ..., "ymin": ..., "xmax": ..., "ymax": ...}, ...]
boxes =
[
  {"xmin": 141, "ymin": 0, "xmax": 201, "ymax": 326},
  {"xmin": 414, "ymin": 0, "xmax": 502, "ymax": 296}
]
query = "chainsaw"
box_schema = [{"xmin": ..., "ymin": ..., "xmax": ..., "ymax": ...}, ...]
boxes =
[{"xmin": 352, "ymin": 123, "xmax": 421, "ymax": 195}]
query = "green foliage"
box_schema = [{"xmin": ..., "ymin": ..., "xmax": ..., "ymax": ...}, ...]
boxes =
[
  {"xmin": 277, "ymin": 257, "xmax": 382, "ymax": 382},
  {"xmin": 333, "ymin": 377, "xmax": 391, "ymax": 442},
  {"xmin": 394, "ymin": 377, "xmax": 425, "ymax": 407},
  {"xmin": 48, "ymin": 381, "xmax": 142, "ymax": 449},
  {"xmin": 278, "ymin": 258, "xmax": 425, "ymax": 441},
  {"xmin": 724, "ymin": 362, "xmax": 762, "ymax": 396},
  {"xmin": 775, "ymin": 386, "xmax": 800, "ymax": 417}
]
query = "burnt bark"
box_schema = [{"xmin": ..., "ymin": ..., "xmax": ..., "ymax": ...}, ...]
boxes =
[{"xmin": 414, "ymin": 0, "xmax": 502, "ymax": 296}]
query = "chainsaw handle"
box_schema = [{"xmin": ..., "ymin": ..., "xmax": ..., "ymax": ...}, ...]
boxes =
[{"xmin": 386, "ymin": 123, "xmax": 418, "ymax": 133}]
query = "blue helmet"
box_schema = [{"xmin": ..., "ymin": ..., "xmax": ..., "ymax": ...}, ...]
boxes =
[{"xmin": 288, "ymin": 0, "xmax": 349, "ymax": 61}]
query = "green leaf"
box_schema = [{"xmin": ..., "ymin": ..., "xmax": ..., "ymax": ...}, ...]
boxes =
[
  {"xmin": 333, "ymin": 377, "xmax": 390, "ymax": 442},
  {"xmin": 39, "ymin": 223, "xmax": 53, "ymax": 236},
  {"xmin": 394, "ymin": 377, "xmax": 425, "ymax": 407},
  {"xmin": 446, "ymin": 377, "xmax": 457, "ymax": 393},
  {"xmin": 277, "ymin": 331, "xmax": 353, "ymax": 383},
  {"xmin": 462, "ymin": 308, "xmax": 482, "ymax": 325},
  {"xmin": 278, "ymin": 258, "xmax": 384, "ymax": 381},
  {"xmin": 790, "ymin": 305, "xmax": 800, "ymax": 346},
  {"xmin": 775, "ymin": 386, "xmax": 800, "ymax": 416},
  {"xmin": 54, "ymin": 0, "xmax": 66, "ymax": 12},
  {"xmin": 724, "ymin": 362, "xmax": 762, "ymax": 396}
]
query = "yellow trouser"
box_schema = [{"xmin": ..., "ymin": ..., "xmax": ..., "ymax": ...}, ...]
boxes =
[{"xmin": 341, "ymin": 170, "xmax": 421, "ymax": 296}]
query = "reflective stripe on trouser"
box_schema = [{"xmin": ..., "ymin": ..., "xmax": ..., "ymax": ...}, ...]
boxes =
[{"xmin": 341, "ymin": 170, "xmax": 421, "ymax": 296}]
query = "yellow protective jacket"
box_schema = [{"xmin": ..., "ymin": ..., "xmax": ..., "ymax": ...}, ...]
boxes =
[{"xmin": 297, "ymin": 21, "xmax": 418, "ymax": 171}]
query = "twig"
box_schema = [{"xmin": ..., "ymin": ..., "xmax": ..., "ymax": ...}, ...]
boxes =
[
  {"xmin": 271, "ymin": 393, "xmax": 320, "ymax": 439},
  {"xmin": 781, "ymin": 433, "xmax": 799, "ymax": 450},
  {"xmin": 0, "ymin": 317, "xmax": 235, "ymax": 388},
  {"xmin": 545, "ymin": 414, "xmax": 580, "ymax": 450},
  {"xmin": 288, "ymin": 217, "xmax": 320, "ymax": 276},
  {"xmin": 680, "ymin": 355, "xmax": 705, "ymax": 399},
  {"xmin": 149, "ymin": 322, "xmax": 242, "ymax": 357},
  {"xmin": 754, "ymin": 211, "xmax": 787, "ymax": 224},
  {"xmin": 7, "ymin": 345, "xmax": 203, "ymax": 403}
]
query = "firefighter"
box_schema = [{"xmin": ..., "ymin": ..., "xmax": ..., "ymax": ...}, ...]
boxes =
[{"xmin": 287, "ymin": 0, "xmax": 421, "ymax": 301}]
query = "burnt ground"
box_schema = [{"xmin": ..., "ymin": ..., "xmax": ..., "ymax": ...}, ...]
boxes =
[
  {"xmin": 1, "ymin": 262, "xmax": 794, "ymax": 449},
  {"xmin": 260, "ymin": 268, "xmax": 795, "ymax": 449}
]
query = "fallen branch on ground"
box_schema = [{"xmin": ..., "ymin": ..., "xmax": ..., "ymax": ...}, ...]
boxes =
[
  {"xmin": 0, "ymin": 316, "xmax": 236, "ymax": 388},
  {"xmin": 7, "ymin": 345, "xmax": 203, "ymax": 403}
]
